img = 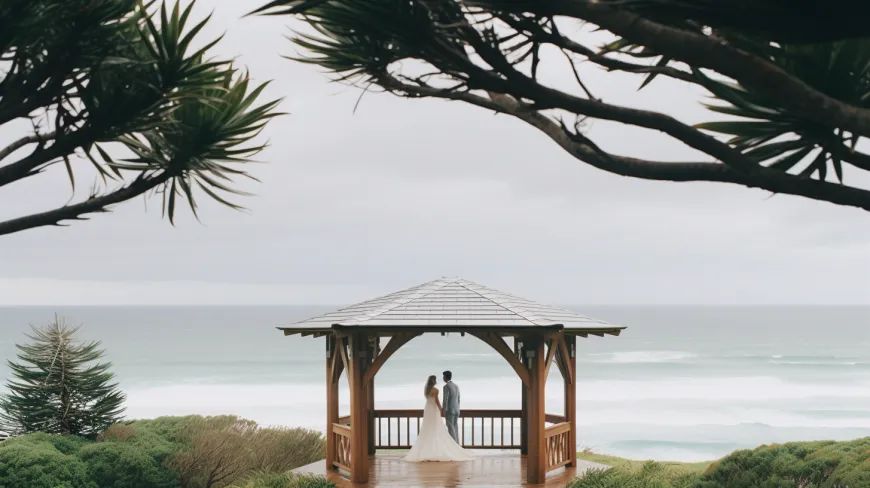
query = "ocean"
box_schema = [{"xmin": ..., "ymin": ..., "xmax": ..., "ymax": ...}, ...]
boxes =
[{"xmin": 1, "ymin": 305, "xmax": 869, "ymax": 462}]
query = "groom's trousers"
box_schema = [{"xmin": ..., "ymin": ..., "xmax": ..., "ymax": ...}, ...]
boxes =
[{"xmin": 445, "ymin": 413, "xmax": 459, "ymax": 442}]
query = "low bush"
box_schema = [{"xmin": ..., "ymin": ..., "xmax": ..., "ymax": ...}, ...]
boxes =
[
  {"xmin": 0, "ymin": 416, "xmax": 327, "ymax": 488},
  {"xmin": 696, "ymin": 437, "xmax": 870, "ymax": 488},
  {"xmin": 572, "ymin": 438, "xmax": 870, "ymax": 488},
  {"xmin": 78, "ymin": 441, "xmax": 178, "ymax": 488},
  {"xmin": 230, "ymin": 472, "xmax": 334, "ymax": 488},
  {"xmin": 0, "ymin": 435, "xmax": 94, "ymax": 488},
  {"xmin": 568, "ymin": 462, "xmax": 700, "ymax": 488},
  {"xmin": 103, "ymin": 420, "xmax": 184, "ymax": 466},
  {"xmin": 166, "ymin": 416, "xmax": 326, "ymax": 488}
]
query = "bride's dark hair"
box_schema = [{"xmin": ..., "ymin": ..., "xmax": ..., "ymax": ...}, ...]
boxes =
[{"xmin": 424, "ymin": 375, "xmax": 437, "ymax": 397}]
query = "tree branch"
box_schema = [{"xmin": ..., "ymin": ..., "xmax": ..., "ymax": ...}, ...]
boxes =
[
  {"xmin": 380, "ymin": 74, "xmax": 870, "ymax": 211},
  {"xmin": 452, "ymin": 23, "xmax": 761, "ymax": 174},
  {"xmin": 496, "ymin": 13, "xmax": 697, "ymax": 85},
  {"xmin": 552, "ymin": 1, "xmax": 870, "ymax": 138},
  {"xmin": 0, "ymin": 131, "xmax": 57, "ymax": 162},
  {"xmin": 0, "ymin": 172, "xmax": 172, "ymax": 236},
  {"xmin": 0, "ymin": 128, "xmax": 95, "ymax": 187},
  {"xmin": 381, "ymin": 75, "xmax": 745, "ymax": 182}
]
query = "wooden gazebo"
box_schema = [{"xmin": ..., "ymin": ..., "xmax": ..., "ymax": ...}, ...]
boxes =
[{"xmin": 281, "ymin": 278, "xmax": 623, "ymax": 485}]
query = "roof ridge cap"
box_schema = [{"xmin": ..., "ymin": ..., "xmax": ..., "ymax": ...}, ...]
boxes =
[
  {"xmin": 352, "ymin": 277, "xmax": 457, "ymax": 323},
  {"xmin": 455, "ymin": 279, "xmax": 548, "ymax": 326}
]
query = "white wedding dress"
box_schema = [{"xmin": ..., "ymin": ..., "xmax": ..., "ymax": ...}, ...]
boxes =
[{"xmin": 404, "ymin": 387, "xmax": 474, "ymax": 462}]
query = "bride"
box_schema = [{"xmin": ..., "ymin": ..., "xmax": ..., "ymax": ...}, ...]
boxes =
[{"xmin": 404, "ymin": 375, "xmax": 474, "ymax": 462}]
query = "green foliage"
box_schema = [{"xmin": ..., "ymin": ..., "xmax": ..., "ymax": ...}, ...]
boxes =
[
  {"xmin": 256, "ymin": 0, "xmax": 870, "ymax": 211},
  {"xmin": 696, "ymin": 41, "xmax": 870, "ymax": 182},
  {"xmin": 573, "ymin": 438, "xmax": 870, "ymax": 488},
  {"xmin": 78, "ymin": 442, "xmax": 178, "ymax": 488},
  {"xmin": 0, "ymin": 318, "xmax": 125, "ymax": 437},
  {"xmin": 0, "ymin": 435, "xmax": 95, "ymax": 488},
  {"xmin": 569, "ymin": 462, "xmax": 700, "ymax": 488},
  {"xmin": 0, "ymin": 416, "xmax": 326, "ymax": 488},
  {"xmin": 229, "ymin": 472, "xmax": 334, "ymax": 488},
  {"xmin": 100, "ymin": 421, "xmax": 180, "ymax": 464},
  {"xmin": 259, "ymin": 0, "xmax": 460, "ymax": 85},
  {"xmin": 166, "ymin": 415, "xmax": 325, "ymax": 488},
  {"xmin": 695, "ymin": 438, "xmax": 870, "ymax": 488},
  {"xmin": 578, "ymin": 450, "xmax": 711, "ymax": 477},
  {"xmin": 0, "ymin": 0, "xmax": 279, "ymax": 235}
]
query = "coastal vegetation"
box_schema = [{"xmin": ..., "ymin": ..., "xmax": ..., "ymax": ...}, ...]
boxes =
[
  {"xmin": 0, "ymin": 323, "xmax": 330, "ymax": 487},
  {"xmin": 572, "ymin": 438, "xmax": 870, "ymax": 488},
  {"xmin": 0, "ymin": 0, "xmax": 279, "ymax": 236},
  {"xmin": 0, "ymin": 416, "xmax": 329, "ymax": 488},
  {"xmin": 258, "ymin": 0, "xmax": 870, "ymax": 211},
  {"xmin": 2, "ymin": 322, "xmax": 867, "ymax": 486},
  {"xmin": 1, "ymin": 427, "xmax": 866, "ymax": 488}
]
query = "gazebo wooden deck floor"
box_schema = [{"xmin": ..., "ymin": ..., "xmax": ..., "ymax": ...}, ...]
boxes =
[{"xmin": 293, "ymin": 451, "xmax": 608, "ymax": 487}]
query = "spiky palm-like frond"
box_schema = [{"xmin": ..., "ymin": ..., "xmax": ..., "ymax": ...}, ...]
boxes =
[
  {"xmin": 114, "ymin": 70, "xmax": 281, "ymax": 222},
  {"xmin": 696, "ymin": 41, "xmax": 870, "ymax": 182},
  {"xmin": 257, "ymin": 0, "xmax": 870, "ymax": 211},
  {"xmin": 0, "ymin": 1, "xmax": 281, "ymax": 235}
]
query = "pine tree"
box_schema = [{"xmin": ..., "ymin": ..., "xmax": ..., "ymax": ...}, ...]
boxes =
[{"xmin": 0, "ymin": 318, "xmax": 125, "ymax": 437}]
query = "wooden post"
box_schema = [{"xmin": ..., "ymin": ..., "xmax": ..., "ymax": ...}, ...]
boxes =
[
  {"xmin": 325, "ymin": 334, "xmax": 338, "ymax": 471},
  {"xmin": 518, "ymin": 339, "xmax": 529, "ymax": 455},
  {"xmin": 348, "ymin": 332, "xmax": 371, "ymax": 483},
  {"xmin": 525, "ymin": 335, "xmax": 547, "ymax": 484},
  {"xmin": 367, "ymin": 372, "xmax": 376, "ymax": 454},
  {"xmin": 565, "ymin": 334, "xmax": 578, "ymax": 468}
]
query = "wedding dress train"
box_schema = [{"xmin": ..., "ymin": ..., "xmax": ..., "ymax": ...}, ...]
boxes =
[{"xmin": 404, "ymin": 388, "xmax": 474, "ymax": 462}]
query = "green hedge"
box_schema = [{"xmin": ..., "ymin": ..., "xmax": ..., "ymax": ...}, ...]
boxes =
[
  {"xmin": 0, "ymin": 435, "xmax": 94, "ymax": 488},
  {"xmin": 78, "ymin": 442, "xmax": 178, "ymax": 488},
  {"xmin": 568, "ymin": 461, "xmax": 700, "ymax": 488},
  {"xmin": 0, "ymin": 416, "xmax": 329, "ymax": 488},
  {"xmin": 229, "ymin": 472, "xmax": 335, "ymax": 488},
  {"xmin": 696, "ymin": 438, "xmax": 870, "ymax": 488},
  {"xmin": 572, "ymin": 438, "xmax": 870, "ymax": 488}
]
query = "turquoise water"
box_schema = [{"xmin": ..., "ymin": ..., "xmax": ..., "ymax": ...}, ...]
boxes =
[{"xmin": 1, "ymin": 305, "xmax": 869, "ymax": 461}]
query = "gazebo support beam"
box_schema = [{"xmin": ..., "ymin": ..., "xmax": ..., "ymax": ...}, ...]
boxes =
[
  {"xmin": 543, "ymin": 336, "xmax": 560, "ymax": 380},
  {"xmin": 524, "ymin": 335, "xmax": 547, "ymax": 484},
  {"xmin": 565, "ymin": 334, "xmax": 578, "ymax": 468},
  {"xmin": 325, "ymin": 335, "xmax": 340, "ymax": 472},
  {"xmin": 470, "ymin": 331, "xmax": 530, "ymax": 386},
  {"xmin": 364, "ymin": 332, "xmax": 421, "ymax": 384},
  {"xmin": 347, "ymin": 332, "xmax": 371, "ymax": 483}
]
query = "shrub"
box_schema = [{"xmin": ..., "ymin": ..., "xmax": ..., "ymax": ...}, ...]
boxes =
[
  {"xmin": 104, "ymin": 421, "xmax": 182, "ymax": 466},
  {"xmin": 78, "ymin": 441, "xmax": 179, "ymax": 488},
  {"xmin": 230, "ymin": 472, "xmax": 334, "ymax": 488},
  {"xmin": 568, "ymin": 462, "xmax": 700, "ymax": 488},
  {"xmin": 166, "ymin": 416, "xmax": 326, "ymax": 488},
  {"xmin": 696, "ymin": 437, "xmax": 870, "ymax": 488},
  {"xmin": 247, "ymin": 427, "xmax": 327, "ymax": 472},
  {"xmin": 0, "ymin": 434, "xmax": 95, "ymax": 488},
  {"xmin": 4, "ymin": 431, "xmax": 90, "ymax": 455},
  {"xmin": 0, "ymin": 417, "xmax": 327, "ymax": 488}
]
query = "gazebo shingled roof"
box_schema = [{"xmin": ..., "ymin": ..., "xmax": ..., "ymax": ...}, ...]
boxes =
[{"xmin": 279, "ymin": 277, "xmax": 624, "ymax": 336}]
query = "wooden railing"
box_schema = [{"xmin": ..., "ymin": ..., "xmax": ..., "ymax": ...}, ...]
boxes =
[
  {"xmin": 545, "ymin": 414, "xmax": 566, "ymax": 424},
  {"xmin": 332, "ymin": 423, "xmax": 352, "ymax": 472},
  {"xmin": 372, "ymin": 409, "xmax": 523, "ymax": 449},
  {"xmin": 544, "ymin": 422, "xmax": 572, "ymax": 471}
]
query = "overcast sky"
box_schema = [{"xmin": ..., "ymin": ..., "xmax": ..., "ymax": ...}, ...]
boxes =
[{"xmin": 1, "ymin": 2, "xmax": 868, "ymax": 306}]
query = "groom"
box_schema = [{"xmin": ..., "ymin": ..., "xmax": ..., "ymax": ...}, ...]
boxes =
[{"xmin": 441, "ymin": 370, "xmax": 460, "ymax": 442}]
